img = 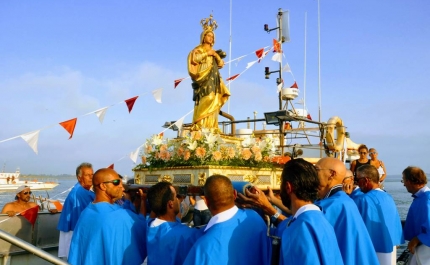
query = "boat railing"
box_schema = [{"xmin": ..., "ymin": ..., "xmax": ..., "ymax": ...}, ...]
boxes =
[
  {"xmin": 0, "ymin": 212, "xmax": 67, "ymax": 264},
  {"xmin": 20, "ymin": 178, "xmax": 59, "ymax": 184}
]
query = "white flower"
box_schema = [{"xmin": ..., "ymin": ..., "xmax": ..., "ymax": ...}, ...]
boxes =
[
  {"xmin": 201, "ymin": 128, "xmax": 210, "ymax": 137},
  {"xmin": 151, "ymin": 135, "xmax": 163, "ymax": 146},
  {"xmin": 205, "ymin": 133, "xmax": 218, "ymax": 149},
  {"xmin": 241, "ymin": 137, "xmax": 255, "ymax": 148},
  {"xmin": 187, "ymin": 141, "xmax": 198, "ymax": 151}
]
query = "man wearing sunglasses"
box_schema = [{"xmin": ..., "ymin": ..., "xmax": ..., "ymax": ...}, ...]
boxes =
[
  {"xmin": 354, "ymin": 164, "xmax": 404, "ymax": 264},
  {"xmin": 57, "ymin": 162, "xmax": 95, "ymax": 260},
  {"xmin": 1, "ymin": 185, "xmax": 38, "ymax": 217},
  {"xmin": 68, "ymin": 168, "xmax": 147, "ymax": 265}
]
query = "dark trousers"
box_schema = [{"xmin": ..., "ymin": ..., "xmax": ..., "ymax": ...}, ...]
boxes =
[{"xmin": 193, "ymin": 209, "xmax": 211, "ymax": 227}]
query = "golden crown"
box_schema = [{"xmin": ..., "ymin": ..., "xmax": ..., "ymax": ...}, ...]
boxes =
[{"xmin": 200, "ymin": 14, "xmax": 218, "ymax": 31}]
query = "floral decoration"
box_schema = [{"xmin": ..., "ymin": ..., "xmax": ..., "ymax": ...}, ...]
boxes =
[{"xmin": 134, "ymin": 128, "xmax": 281, "ymax": 170}]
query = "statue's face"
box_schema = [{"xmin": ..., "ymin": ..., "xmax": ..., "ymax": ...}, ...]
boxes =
[{"xmin": 203, "ymin": 32, "xmax": 214, "ymax": 45}]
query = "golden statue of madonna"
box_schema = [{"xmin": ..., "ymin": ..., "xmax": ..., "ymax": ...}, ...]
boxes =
[{"xmin": 187, "ymin": 14, "xmax": 231, "ymax": 132}]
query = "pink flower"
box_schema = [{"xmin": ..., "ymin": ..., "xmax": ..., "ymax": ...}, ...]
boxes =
[
  {"xmin": 141, "ymin": 156, "xmax": 147, "ymax": 164},
  {"xmin": 159, "ymin": 150, "xmax": 171, "ymax": 161},
  {"xmin": 195, "ymin": 147, "xmax": 206, "ymax": 159},
  {"xmin": 184, "ymin": 150, "xmax": 191, "ymax": 161},
  {"xmin": 263, "ymin": 156, "xmax": 270, "ymax": 162},
  {"xmin": 227, "ymin": 147, "xmax": 236, "ymax": 159},
  {"xmin": 241, "ymin": 148, "xmax": 252, "ymax": 160},
  {"xmin": 191, "ymin": 131, "xmax": 202, "ymax": 141},
  {"xmin": 177, "ymin": 147, "xmax": 185, "ymax": 156},
  {"xmin": 160, "ymin": 144, "xmax": 168, "ymax": 152},
  {"xmin": 251, "ymin": 145, "xmax": 261, "ymax": 154},
  {"xmin": 254, "ymin": 152, "xmax": 262, "ymax": 161},
  {"xmin": 145, "ymin": 145, "xmax": 153, "ymax": 153},
  {"xmin": 212, "ymin": 151, "xmax": 222, "ymax": 161}
]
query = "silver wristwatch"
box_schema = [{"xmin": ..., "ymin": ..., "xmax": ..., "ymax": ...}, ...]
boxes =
[{"xmin": 270, "ymin": 211, "xmax": 281, "ymax": 223}]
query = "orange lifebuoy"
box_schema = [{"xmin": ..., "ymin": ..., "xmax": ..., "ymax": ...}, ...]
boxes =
[
  {"xmin": 47, "ymin": 200, "xmax": 63, "ymax": 211},
  {"xmin": 325, "ymin": 116, "xmax": 345, "ymax": 152}
]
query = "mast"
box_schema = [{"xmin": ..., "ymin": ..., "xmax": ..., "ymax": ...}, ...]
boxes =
[
  {"xmin": 303, "ymin": 12, "xmax": 307, "ymax": 119},
  {"xmin": 317, "ymin": 0, "xmax": 322, "ymax": 123},
  {"xmin": 227, "ymin": 0, "xmax": 233, "ymax": 114},
  {"xmin": 317, "ymin": 0, "xmax": 323, "ymax": 157}
]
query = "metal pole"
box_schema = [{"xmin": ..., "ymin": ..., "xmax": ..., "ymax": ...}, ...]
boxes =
[
  {"xmin": 0, "ymin": 229, "xmax": 69, "ymax": 265},
  {"xmin": 278, "ymin": 8, "xmax": 285, "ymax": 156},
  {"xmin": 227, "ymin": 0, "xmax": 233, "ymax": 114}
]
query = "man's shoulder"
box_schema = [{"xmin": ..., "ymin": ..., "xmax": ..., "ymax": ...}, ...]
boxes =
[
  {"xmin": 64, "ymin": 183, "xmax": 94, "ymax": 201},
  {"xmin": 318, "ymin": 192, "xmax": 354, "ymax": 207},
  {"xmin": 28, "ymin": 202, "xmax": 38, "ymax": 208},
  {"xmin": 1, "ymin": 201, "xmax": 17, "ymax": 211}
]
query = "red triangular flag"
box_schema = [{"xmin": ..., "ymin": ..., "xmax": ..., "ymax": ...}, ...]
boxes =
[
  {"xmin": 174, "ymin": 78, "xmax": 185, "ymax": 89},
  {"xmin": 59, "ymin": 118, "xmax": 77, "ymax": 139},
  {"xmin": 125, "ymin": 96, "xmax": 139, "ymax": 113},
  {"xmin": 307, "ymin": 114, "xmax": 312, "ymax": 121},
  {"xmin": 108, "ymin": 164, "xmax": 114, "ymax": 169},
  {"xmin": 290, "ymin": 82, "xmax": 298, "ymax": 88},
  {"xmin": 226, "ymin": 74, "xmax": 240, "ymax": 81},
  {"xmin": 273, "ymin": 39, "xmax": 281, "ymax": 53},
  {"xmin": 255, "ymin": 48, "xmax": 264, "ymax": 59},
  {"xmin": 21, "ymin": 205, "xmax": 39, "ymax": 226}
]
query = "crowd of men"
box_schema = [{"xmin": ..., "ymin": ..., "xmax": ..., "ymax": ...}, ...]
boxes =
[{"xmin": 1, "ymin": 159, "xmax": 428, "ymax": 265}]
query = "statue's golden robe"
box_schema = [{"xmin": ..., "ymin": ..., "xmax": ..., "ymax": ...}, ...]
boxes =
[{"xmin": 187, "ymin": 44, "xmax": 230, "ymax": 131}]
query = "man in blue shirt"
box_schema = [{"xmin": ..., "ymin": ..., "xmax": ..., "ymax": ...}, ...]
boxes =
[
  {"xmin": 240, "ymin": 159, "xmax": 343, "ymax": 264},
  {"xmin": 354, "ymin": 164, "xmax": 404, "ymax": 264},
  {"xmin": 68, "ymin": 168, "xmax": 147, "ymax": 265},
  {"xmin": 315, "ymin": 157, "xmax": 379, "ymax": 265},
  {"xmin": 57, "ymin": 162, "xmax": 95, "ymax": 259},
  {"xmin": 184, "ymin": 175, "xmax": 270, "ymax": 265},
  {"xmin": 146, "ymin": 181, "xmax": 201, "ymax": 265},
  {"xmin": 402, "ymin": 166, "xmax": 430, "ymax": 265}
]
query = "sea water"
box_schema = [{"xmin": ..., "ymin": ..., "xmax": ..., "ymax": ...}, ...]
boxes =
[{"xmin": 0, "ymin": 175, "xmax": 412, "ymax": 216}]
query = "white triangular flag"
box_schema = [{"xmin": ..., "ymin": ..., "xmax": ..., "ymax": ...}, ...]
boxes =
[
  {"xmin": 20, "ymin": 130, "xmax": 40, "ymax": 154},
  {"xmin": 94, "ymin": 107, "xmax": 108, "ymax": 124},
  {"xmin": 129, "ymin": 146, "xmax": 141, "ymax": 164},
  {"xmin": 152, "ymin": 88, "xmax": 163, "ymax": 103},
  {"xmin": 235, "ymin": 55, "xmax": 246, "ymax": 66},
  {"xmin": 173, "ymin": 116, "xmax": 185, "ymax": 133},
  {"xmin": 246, "ymin": 60, "xmax": 258, "ymax": 69},
  {"xmin": 282, "ymin": 63, "xmax": 291, "ymax": 72},
  {"xmin": 271, "ymin": 53, "xmax": 282, "ymax": 63},
  {"xmin": 295, "ymin": 98, "xmax": 304, "ymax": 105}
]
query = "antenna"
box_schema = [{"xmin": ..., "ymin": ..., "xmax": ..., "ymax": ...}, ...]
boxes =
[
  {"xmin": 303, "ymin": 12, "xmax": 307, "ymax": 119},
  {"xmin": 317, "ymin": 0, "xmax": 322, "ymax": 123},
  {"xmin": 227, "ymin": 0, "xmax": 233, "ymax": 114},
  {"xmin": 317, "ymin": 0, "xmax": 322, "ymax": 157}
]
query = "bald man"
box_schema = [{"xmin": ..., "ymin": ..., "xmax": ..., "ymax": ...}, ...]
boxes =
[
  {"xmin": 68, "ymin": 168, "xmax": 147, "ymax": 265},
  {"xmin": 314, "ymin": 157, "xmax": 378, "ymax": 265},
  {"xmin": 183, "ymin": 175, "xmax": 270, "ymax": 265}
]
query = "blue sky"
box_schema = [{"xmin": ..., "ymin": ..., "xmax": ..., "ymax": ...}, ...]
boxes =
[{"xmin": 0, "ymin": 0, "xmax": 429, "ymax": 178}]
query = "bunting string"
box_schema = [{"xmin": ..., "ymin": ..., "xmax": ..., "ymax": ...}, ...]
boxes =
[
  {"xmin": 1, "ymin": 40, "xmax": 300, "ymax": 169},
  {"xmin": 0, "ymin": 88, "xmax": 163, "ymax": 153}
]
